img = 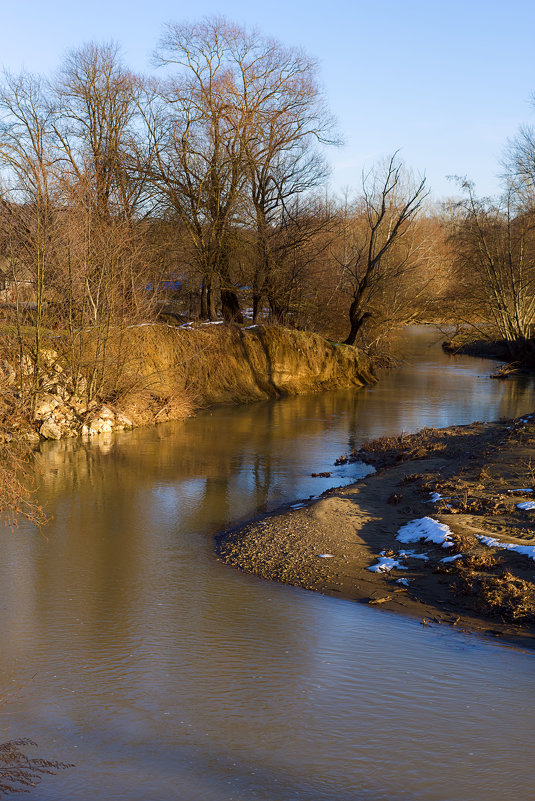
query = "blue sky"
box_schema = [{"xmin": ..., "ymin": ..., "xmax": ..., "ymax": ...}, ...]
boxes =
[{"xmin": 2, "ymin": 0, "xmax": 534, "ymax": 200}]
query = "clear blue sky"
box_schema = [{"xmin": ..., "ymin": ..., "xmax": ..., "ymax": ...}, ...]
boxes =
[{"xmin": 2, "ymin": 0, "xmax": 534, "ymax": 200}]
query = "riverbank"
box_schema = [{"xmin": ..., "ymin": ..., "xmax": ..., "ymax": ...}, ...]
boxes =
[
  {"xmin": 217, "ymin": 413, "xmax": 535, "ymax": 650},
  {"xmin": 443, "ymin": 337, "xmax": 535, "ymax": 376},
  {"xmin": 1, "ymin": 323, "xmax": 374, "ymax": 441}
]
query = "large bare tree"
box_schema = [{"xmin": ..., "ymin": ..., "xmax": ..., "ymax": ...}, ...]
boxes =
[
  {"xmin": 142, "ymin": 17, "xmax": 334, "ymax": 322},
  {"xmin": 238, "ymin": 39, "xmax": 334, "ymax": 322},
  {"xmin": 53, "ymin": 42, "xmax": 144, "ymax": 219}
]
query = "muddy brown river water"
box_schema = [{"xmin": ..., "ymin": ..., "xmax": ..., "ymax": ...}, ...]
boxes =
[{"xmin": 2, "ymin": 327, "xmax": 535, "ymax": 801}]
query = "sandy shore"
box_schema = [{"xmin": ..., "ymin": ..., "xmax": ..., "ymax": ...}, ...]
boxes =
[{"xmin": 217, "ymin": 414, "xmax": 535, "ymax": 650}]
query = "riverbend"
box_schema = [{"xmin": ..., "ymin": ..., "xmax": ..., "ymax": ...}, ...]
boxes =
[{"xmin": 3, "ymin": 326, "xmax": 535, "ymax": 801}]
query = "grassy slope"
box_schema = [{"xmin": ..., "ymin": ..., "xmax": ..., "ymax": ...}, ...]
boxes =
[
  {"xmin": 114, "ymin": 323, "xmax": 375, "ymax": 415},
  {"xmin": 1, "ymin": 323, "xmax": 375, "ymax": 433}
]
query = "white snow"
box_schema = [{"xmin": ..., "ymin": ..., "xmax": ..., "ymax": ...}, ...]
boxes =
[
  {"xmin": 440, "ymin": 554, "xmax": 463, "ymax": 563},
  {"xmin": 317, "ymin": 554, "xmax": 335, "ymax": 558},
  {"xmin": 517, "ymin": 501, "xmax": 535, "ymax": 511},
  {"xmin": 396, "ymin": 578, "xmax": 411, "ymax": 586},
  {"xmin": 367, "ymin": 556, "xmax": 408, "ymax": 573},
  {"xmin": 426, "ymin": 492, "xmax": 445, "ymax": 502},
  {"xmin": 508, "ymin": 488, "xmax": 533, "ymax": 494},
  {"xmin": 396, "ymin": 517, "xmax": 455, "ymax": 549},
  {"xmin": 397, "ymin": 549, "xmax": 430, "ymax": 561},
  {"xmin": 424, "ymin": 492, "xmax": 452, "ymax": 508},
  {"xmin": 477, "ymin": 534, "xmax": 535, "ymax": 561}
]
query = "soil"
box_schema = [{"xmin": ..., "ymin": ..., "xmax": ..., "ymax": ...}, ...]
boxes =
[{"xmin": 217, "ymin": 414, "xmax": 535, "ymax": 650}]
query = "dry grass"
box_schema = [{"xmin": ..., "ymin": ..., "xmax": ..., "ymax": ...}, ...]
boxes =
[
  {"xmin": 443, "ymin": 497, "xmax": 507, "ymax": 516},
  {"xmin": 461, "ymin": 552, "xmax": 498, "ymax": 571},
  {"xmin": 350, "ymin": 428, "xmax": 448, "ymax": 468},
  {"xmin": 453, "ymin": 567, "xmax": 535, "ymax": 622},
  {"xmin": 103, "ymin": 323, "xmax": 374, "ymax": 410}
]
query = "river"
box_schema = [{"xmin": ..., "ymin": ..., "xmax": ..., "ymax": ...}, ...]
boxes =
[{"xmin": 2, "ymin": 326, "xmax": 535, "ymax": 801}]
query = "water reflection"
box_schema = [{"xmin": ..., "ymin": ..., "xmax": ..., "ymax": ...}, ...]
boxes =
[{"xmin": 2, "ymin": 327, "xmax": 535, "ymax": 801}]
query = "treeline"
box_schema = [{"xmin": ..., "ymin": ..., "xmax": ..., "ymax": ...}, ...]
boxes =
[
  {"xmin": 0, "ymin": 19, "xmax": 452, "ymax": 379},
  {"xmin": 1, "ymin": 14, "xmax": 535, "ymax": 395}
]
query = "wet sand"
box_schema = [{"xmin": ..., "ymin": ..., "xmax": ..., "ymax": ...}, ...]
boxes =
[{"xmin": 217, "ymin": 413, "xmax": 535, "ymax": 650}]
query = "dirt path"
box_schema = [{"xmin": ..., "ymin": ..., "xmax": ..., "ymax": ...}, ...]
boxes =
[{"xmin": 217, "ymin": 414, "xmax": 535, "ymax": 650}]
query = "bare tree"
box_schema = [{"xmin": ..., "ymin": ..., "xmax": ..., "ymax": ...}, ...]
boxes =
[
  {"xmin": 238, "ymin": 40, "xmax": 335, "ymax": 322},
  {"xmin": 336, "ymin": 155, "xmax": 428, "ymax": 346},
  {"xmin": 0, "ymin": 71, "xmax": 61, "ymax": 397},
  {"xmin": 504, "ymin": 117, "xmax": 535, "ymax": 212},
  {"xmin": 49, "ymin": 44, "xmax": 158, "ymax": 399},
  {"xmin": 53, "ymin": 42, "xmax": 145, "ymax": 219},
  {"xmin": 142, "ymin": 19, "xmax": 251, "ymax": 322},
  {"xmin": 142, "ymin": 17, "xmax": 335, "ymax": 323},
  {"xmin": 448, "ymin": 179, "xmax": 535, "ymax": 353}
]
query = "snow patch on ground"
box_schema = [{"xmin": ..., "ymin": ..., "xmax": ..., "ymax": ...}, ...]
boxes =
[
  {"xmin": 396, "ymin": 517, "xmax": 455, "ymax": 549},
  {"xmin": 517, "ymin": 501, "xmax": 535, "ymax": 511},
  {"xmin": 397, "ymin": 549, "xmax": 430, "ymax": 561},
  {"xmin": 508, "ymin": 488, "xmax": 533, "ymax": 493},
  {"xmin": 477, "ymin": 535, "xmax": 535, "ymax": 561},
  {"xmin": 426, "ymin": 492, "xmax": 445, "ymax": 503},
  {"xmin": 441, "ymin": 554, "xmax": 463, "ymax": 563},
  {"xmin": 367, "ymin": 556, "xmax": 408, "ymax": 573},
  {"xmin": 316, "ymin": 554, "xmax": 335, "ymax": 558}
]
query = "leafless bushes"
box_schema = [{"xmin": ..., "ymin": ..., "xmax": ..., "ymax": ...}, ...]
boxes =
[
  {"xmin": 0, "ymin": 435, "xmax": 47, "ymax": 530},
  {"xmin": 445, "ymin": 115, "xmax": 535, "ymax": 361},
  {"xmin": 447, "ymin": 180, "xmax": 535, "ymax": 354}
]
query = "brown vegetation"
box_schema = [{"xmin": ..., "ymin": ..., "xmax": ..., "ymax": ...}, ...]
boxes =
[
  {"xmin": 0, "ymin": 17, "xmax": 454, "ymax": 394},
  {"xmin": 1, "ymin": 12, "xmax": 534, "ymax": 397},
  {"xmin": 453, "ymin": 568, "xmax": 535, "ymax": 622}
]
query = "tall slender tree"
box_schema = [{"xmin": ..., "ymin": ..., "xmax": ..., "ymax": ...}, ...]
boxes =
[{"xmin": 337, "ymin": 155, "xmax": 428, "ymax": 346}]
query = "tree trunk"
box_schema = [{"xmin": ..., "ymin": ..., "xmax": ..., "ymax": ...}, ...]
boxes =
[
  {"xmin": 344, "ymin": 305, "xmax": 371, "ymax": 346},
  {"xmin": 220, "ymin": 288, "xmax": 243, "ymax": 323},
  {"xmin": 207, "ymin": 277, "xmax": 217, "ymax": 321},
  {"xmin": 252, "ymin": 293, "xmax": 262, "ymax": 323},
  {"xmin": 218, "ymin": 253, "xmax": 243, "ymax": 322},
  {"xmin": 200, "ymin": 277, "xmax": 208, "ymax": 319},
  {"xmin": 269, "ymin": 298, "xmax": 285, "ymax": 324}
]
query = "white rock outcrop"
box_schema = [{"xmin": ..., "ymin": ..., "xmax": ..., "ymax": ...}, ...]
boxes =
[
  {"xmin": 39, "ymin": 419, "xmax": 63, "ymax": 440},
  {"xmin": 33, "ymin": 393, "xmax": 61, "ymax": 420}
]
